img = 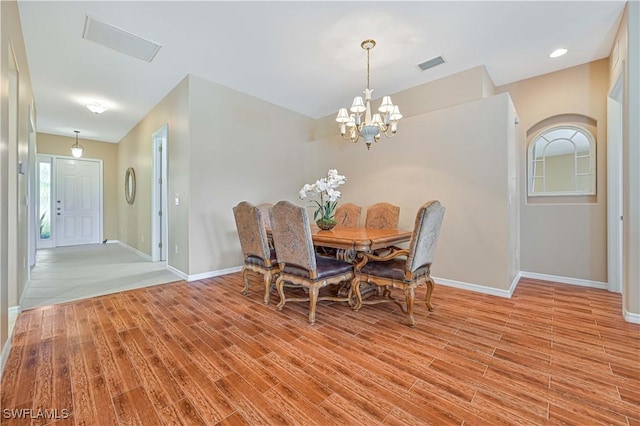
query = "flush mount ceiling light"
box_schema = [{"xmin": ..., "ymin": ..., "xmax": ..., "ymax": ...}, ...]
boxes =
[
  {"xmin": 549, "ymin": 48, "xmax": 568, "ymax": 58},
  {"xmin": 336, "ymin": 39, "xmax": 402, "ymax": 150},
  {"xmin": 71, "ymin": 130, "xmax": 84, "ymax": 158},
  {"xmin": 86, "ymin": 102, "xmax": 107, "ymax": 114}
]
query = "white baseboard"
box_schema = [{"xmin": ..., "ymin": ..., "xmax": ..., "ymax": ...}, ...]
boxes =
[
  {"xmin": 0, "ymin": 335, "xmax": 12, "ymax": 380},
  {"xmin": 520, "ymin": 271, "xmax": 608, "ymax": 289},
  {"xmin": 166, "ymin": 265, "xmax": 243, "ymax": 282},
  {"xmin": 105, "ymin": 239, "xmax": 120, "ymax": 244},
  {"xmin": 509, "ymin": 272, "xmax": 522, "ymax": 297},
  {"xmin": 433, "ymin": 276, "xmax": 514, "ymax": 298},
  {"xmin": 187, "ymin": 266, "xmax": 243, "ymax": 282},
  {"xmin": 117, "ymin": 241, "xmax": 152, "ymax": 261},
  {"xmin": 624, "ymin": 310, "xmax": 640, "ymax": 324},
  {"xmin": 166, "ymin": 265, "xmax": 188, "ymax": 280},
  {"xmin": 8, "ymin": 305, "xmax": 20, "ymax": 317},
  {"xmin": 0, "ymin": 306, "xmax": 19, "ymax": 380}
]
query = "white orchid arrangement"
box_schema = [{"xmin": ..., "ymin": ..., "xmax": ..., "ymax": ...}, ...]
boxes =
[{"xmin": 299, "ymin": 169, "xmax": 347, "ymax": 224}]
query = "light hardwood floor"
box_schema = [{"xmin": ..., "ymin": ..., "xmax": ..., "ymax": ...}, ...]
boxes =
[{"xmin": 1, "ymin": 274, "xmax": 639, "ymax": 425}]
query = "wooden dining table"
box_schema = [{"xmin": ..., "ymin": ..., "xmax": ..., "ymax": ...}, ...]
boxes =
[
  {"xmin": 311, "ymin": 225, "xmax": 413, "ymax": 297},
  {"xmin": 309, "ymin": 225, "xmax": 412, "ymax": 261},
  {"xmin": 267, "ymin": 225, "xmax": 412, "ymax": 298}
]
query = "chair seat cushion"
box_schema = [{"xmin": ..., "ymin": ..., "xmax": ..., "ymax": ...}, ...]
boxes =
[
  {"xmin": 360, "ymin": 259, "xmax": 430, "ymax": 282},
  {"xmin": 283, "ymin": 255, "xmax": 353, "ymax": 280},
  {"xmin": 246, "ymin": 249, "xmax": 278, "ymax": 268}
]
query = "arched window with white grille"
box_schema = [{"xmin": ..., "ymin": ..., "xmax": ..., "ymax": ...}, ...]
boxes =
[{"xmin": 528, "ymin": 125, "xmax": 596, "ymax": 196}]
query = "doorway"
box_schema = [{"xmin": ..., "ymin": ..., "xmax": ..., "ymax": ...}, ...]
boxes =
[
  {"xmin": 27, "ymin": 105, "xmax": 37, "ymax": 276},
  {"xmin": 37, "ymin": 155, "xmax": 103, "ymax": 248},
  {"xmin": 607, "ymin": 71, "xmax": 624, "ymax": 294},
  {"xmin": 151, "ymin": 124, "xmax": 168, "ymax": 262}
]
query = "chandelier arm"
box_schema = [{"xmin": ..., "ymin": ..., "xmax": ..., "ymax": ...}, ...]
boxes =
[
  {"xmin": 383, "ymin": 127, "xmax": 398, "ymax": 138},
  {"xmin": 340, "ymin": 132, "xmax": 360, "ymax": 144}
]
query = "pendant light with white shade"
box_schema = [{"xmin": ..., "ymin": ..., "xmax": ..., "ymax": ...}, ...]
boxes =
[{"xmin": 71, "ymin": 130, "xmax": 84, "ymax": 158}]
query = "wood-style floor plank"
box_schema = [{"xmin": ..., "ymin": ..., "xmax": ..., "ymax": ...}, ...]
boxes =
[{"xmin": 2, "ymin": 273, "xmax": 639, "ymax": 425}]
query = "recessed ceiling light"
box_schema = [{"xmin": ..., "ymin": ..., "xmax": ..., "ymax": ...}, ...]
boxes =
[
  {"xmin": 549, "ymin": 48, "xmax": 568, "ymax": 58},
  {"xmin": 86, "ymin": 102, "xmax": 108, "ymax": 114}
]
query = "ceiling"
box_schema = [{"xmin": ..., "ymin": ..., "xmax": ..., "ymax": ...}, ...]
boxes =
[{"xmin": 17, "ymin": 1, "xmax": 626, "ymax": 144}]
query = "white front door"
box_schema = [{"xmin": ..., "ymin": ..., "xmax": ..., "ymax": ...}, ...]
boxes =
[{"xmin": 55, "ymin": 158, "xmax": 101, "ymax": 246}]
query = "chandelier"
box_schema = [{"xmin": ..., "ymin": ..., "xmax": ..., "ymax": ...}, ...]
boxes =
[
  {"xmin": 336, "ymin": 39, "xmax": 402, "ymax": 150},
  {"xmin": 71, "ymin": 130, "xmax": 84, "ymax": 158}
]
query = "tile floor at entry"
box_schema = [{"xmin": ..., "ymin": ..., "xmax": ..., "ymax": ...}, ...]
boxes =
[{"xmin": 23, "ymin": 243, "xmax": 181, "ymax": 310}]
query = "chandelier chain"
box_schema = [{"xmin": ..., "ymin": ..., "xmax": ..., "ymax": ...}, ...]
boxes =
[{"xmin": 366, "ymin": 46, "xmax": 370, "ymax": 90}]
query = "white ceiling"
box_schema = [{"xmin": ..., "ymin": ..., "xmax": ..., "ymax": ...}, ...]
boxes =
[{"xmin": 17, "ymin": 1, "xmax": 626, "ymax": 144}]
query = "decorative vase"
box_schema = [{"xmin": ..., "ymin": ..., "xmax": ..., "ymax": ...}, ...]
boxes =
[{"xmin": 316, "ymin": 219, "xmax": 337, "ymax": 231}]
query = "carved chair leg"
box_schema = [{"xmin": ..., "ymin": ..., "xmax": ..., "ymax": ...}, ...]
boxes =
[
  {"xmin": 308, "ymin": 285, "xmax": 320, "ymax": 325},
  {"xmin": 276, "ymin": 276, "xmax": 287, "ymax": 311},
  {"xmin": 352, "ymin": 277, "xmax": 363, "ymax": 311},
  {"xmin": 404, "ymin": 286, "xmax": 416, "ymax": 327},
  {"xmin": 241, "ymin": 267, "xmax": 250, "ymax": 296},
  {"xmin": 424, "ymin": 276, "xmax": 435, "ymax": 311},
  {"xmin": 383, "ymin": 286, "xmax": 392, "ymax": 299},
  {"xmin": 263, "ymin": 271, "xmax": 272, "ymax": 305},
  {"xmin": 347, "ymin": 281, "xmax": 356, "ymax": 309}
]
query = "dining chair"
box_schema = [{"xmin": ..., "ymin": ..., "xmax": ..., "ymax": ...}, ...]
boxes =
[
  {"xmin": 257, "ymin": 202, "xmax": 273, "ymax": 229},
  {"xmin": 334, "ymin": 202, "xmax": 362, "ymax": 227},
  {"xmin": 257, "ymin": 202, "xmax": 274, "ymax": 249},
  {"xmin": 352, "ymin": 200, "xmax": 445, "ymax": 327},
  {"xmin": 365, "ymin": 202, "xmax": 400, "ymax": 230},
  {"xmin": 233, "ymin": 201, "xmax": 280, "ymax": 304},
  {"xmin": 269, "ymin": 200, "xmax": 355, "ymax": 324}
]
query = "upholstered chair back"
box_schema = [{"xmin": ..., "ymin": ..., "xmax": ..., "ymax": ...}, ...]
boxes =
[
  {"xmin": 365, "ymin": 202, "xmax": 400, "ymax": 230},
  {"xmin": 270, "ymin": 201, "xmax": 316, "ymax": 272},
  {"xmin": 406, "ymin": 200, "xmax": 446, "ymax": 274},
  {"xmin": 335, "ymin": 203, "xmax": 362, "ymax": 227},
  {"xmin": 233, "ymin": 201, "xmax": 271, "ymax": 263}
]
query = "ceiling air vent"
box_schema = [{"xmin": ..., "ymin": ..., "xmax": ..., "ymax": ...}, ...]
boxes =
[
  {"xmin": 82, "ymin": 15, "xmax": 161, "ymax": 62},
  {"xmin": 417, "ymin": 56, "xmax": 445, "ymax": 71}
]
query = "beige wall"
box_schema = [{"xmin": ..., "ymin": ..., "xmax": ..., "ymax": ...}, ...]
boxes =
[
  {"xmin": 117, "ymin": 76, "xmax": 191, "ymax": 273},
  {"xmin": 307, "ymin": 91, "xmax": 519, "ymax": 292},
  {"xmin": 544, "ymin": 153, "xmax": 577, "ymax": 192},
  {"xmin": 609, "ymin": 2, "xmax": 640, "ymax": 318},
  {"xmin": 36, "ymin": 133, "xmax": 119, "ymax": 240},
  {"xmin": 188, "ymin": 75, "xmax": 314, "ymax": 275},
  {"xmin": 1, "ymin": 0, "xmax": 35, "ymax": 364},
  {"xmin": 497, "ymin": 60, "xmax": 609, "ymax": 283},
  {"xmin": 117, "ymin": 74, "xmax": 313, "ymax": 276},
  {"xmin": 118, "ymin": 65, "xmax": 519, "ymax": 288}
]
